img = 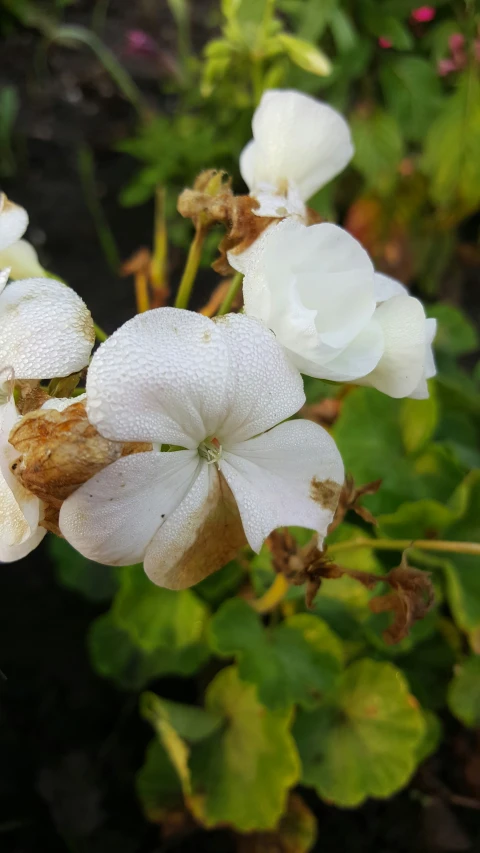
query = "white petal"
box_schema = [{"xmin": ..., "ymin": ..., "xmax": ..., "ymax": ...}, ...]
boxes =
[
  {"xmin": 87, "ymin": 308, "xmax": 230, "ymax": 448},
  {"xmin": 0, "ymin": 278, "xmax": 94, "ymax": 379},
  {"xmin": 86, "ymin": 308, "xmax": 304, "ymax": 448},
  {"xmin": 240, "ymin": 89, "xmax": 354, "ymax": 202},
  {"xmin": 220, "ymin": 418, "xmax": 344, "ymax": 553},
  {"xmin": 408, "ymin": 317, "xmax": 437, "ymax": 400},
  {"xmin": 0, "ymin": 522, "xmax": 46, "ymax": 562},
  {"xmin": 59, "ymin": 450, "xmax": 200, "ymax": 566},
  {"xmin": 144, "ymin": 462, "xmax": 246, "ymax": 590},
  {"xmin": 239, "ymin": 219, "xmax": 377, "ymax": 376},
  {"xmin": 213, "ymin": 313, "xmax": 305, "ymax": 444},
  {"xmin": 289, "ymin": 317, "xmax": 384, "ymax": 382},
  {"xmin": 0, "ymin": 194, "xmax": 28, "ymax": 253},
  {"xmin": 0, "ymin": 396, "xmax": 43, "ymax": 555},
  {"xmin": 0, "ymin": 239, "xmax": 45, "ymax": 280},
  {"xmin": 252, "ymin": 184, "xmax": 307, "ymax": 219},
  {"xmin": 357, "ymin": 295, "xmax": 427, "ymax": 398},
  {"xmin": 374, "ymin": 272, "xmax": 408, "ymax": 303},
  {"xmin": 41, "ymin": 393, "xmax": 87, "ymax": 412}
]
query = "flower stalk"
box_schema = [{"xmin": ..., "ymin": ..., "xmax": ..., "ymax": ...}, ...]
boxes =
[{"xmin": 174, "ymin": 226, "xmax": 206, "ymax": 309}]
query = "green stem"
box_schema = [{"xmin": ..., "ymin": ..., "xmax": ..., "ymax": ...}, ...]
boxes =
[
  {"xmin": 174, "ymin": 228, "xmax": 206, "ymax": 309},
  {"xmin": 327, "ymin": 538, "xmax": 480, "ymax": 558},
  {"xmin": 217, "ymin": 272, "xmax": 243, "ymax": 316},
  {"xmin": 94, "ymin": 322, "xmax": 108, "ymax": 342}
]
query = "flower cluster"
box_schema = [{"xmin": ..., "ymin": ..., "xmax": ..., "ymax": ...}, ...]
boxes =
[{"xmin": 0, "ymin": 89, "xmax": 436, "ymax": 589}]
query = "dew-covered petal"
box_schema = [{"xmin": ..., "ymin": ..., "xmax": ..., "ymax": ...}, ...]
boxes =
[
  {"xmin": 0, "ymin": 396, "xmax": 43, "ymax": 556},
  {"xmin": 0, "ymin": 238, "xmax": 45, "ymax": 280},
  {"xmin": 0, "ymin": 194, "xmax": 28, "ymax": 253},
  {"xmin": 86, "ymin": 308, "xmax": 232, "ymax": 448},
  {"xmin": 213, "ymin": 312, "xmax": 305, "ymax": 444},
  {"xmin": 356, "ymin": 295, "xmax": 427, "ymax": 398},
  {"xmin": 144, "ymin": 463, "xmax": 246, "ymax": 590},
  {"xmin": 0, "ymin": 278, "xmax": 95, "ymax": 379},
  {"xmin": 240, "ymin": 89, "xmax": 354, "ymax": 202},
  {"xmin": 220, "ymin": 418, "xmax": 344, "ymax": 553},
  {"xmin": 59, "ymin": 449, "xmax": 200, "ymax": 566},
  {"xmin": 86, "ymin": 308, "xmax": 305, "ymax": 448},
  {"xmin": 0, "ymin": 520, "xmax": 46, "ymax": 562}
]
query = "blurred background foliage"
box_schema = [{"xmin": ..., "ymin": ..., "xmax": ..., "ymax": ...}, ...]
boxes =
[{"xmin": 1, "ymin": 0, "xmax": 480, "ymax": 851}]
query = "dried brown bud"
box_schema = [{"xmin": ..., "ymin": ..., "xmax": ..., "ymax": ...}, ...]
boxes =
[{"xmin": 9, "ymin": 402, "xmax": 151, "ymax": 511}]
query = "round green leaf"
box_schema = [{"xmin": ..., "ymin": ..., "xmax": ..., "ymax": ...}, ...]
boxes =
[
  {"xmin": 293, "ymin": 659, "xmax": 425, "ymax": 807},
  {"xmin": 112, "ymin": 565, "xmax": 209, "ymax": 652},
  {"xmin": 189, "ymin": 666, "xmax": 300, "ymax": 830},
  {"xmin": 209, "ymin": 598, "xmax": 343, "ymax": 710},
  {"xmin": 448, "ymin": 656, "xmax": 480, "ymax": 728}
]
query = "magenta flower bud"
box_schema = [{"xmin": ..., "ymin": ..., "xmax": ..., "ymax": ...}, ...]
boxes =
[
  {"xmin": 378, "ymin": 37, "xmax": 393, "ymax": 49},
  {"xmin": 411, "ymin": 6, "xmax": 436, "ymax": 23}
]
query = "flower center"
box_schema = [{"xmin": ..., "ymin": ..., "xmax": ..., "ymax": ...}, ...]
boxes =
[{"xmin": 198, "ymin": 436, "xmax": 222, "ymax": 465}]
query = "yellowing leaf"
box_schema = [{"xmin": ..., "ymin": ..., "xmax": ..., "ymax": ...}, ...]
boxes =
[
  {"xmin": 189, "ymin": 666, "xmax": 300, "ymax": 830},
  {"xmin": 294, "ymin": 659, "xmax": 425, "ymax": 807}
]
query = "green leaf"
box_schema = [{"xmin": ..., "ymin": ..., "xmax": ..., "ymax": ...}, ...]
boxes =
[
  {"xmin": 136, "ymin": 739, "xmax": 184, "ymax": 822},
  {"xmin": 209, "ymin": 599, "xmax": 344, "ymax": 710},
  {"xmin": 293, "ymin": 659, "xmax": 425, "ymax": 807},
  {"xmin": 361, "ymin": 3, "xmax": 413, "ymax": 49},
  {"xmin": 333, "ymin": 387, "xmax": 465, "ymax": 515},
  {"xmin": 112, "ymin": 565, "xmax": 209, "ymax": 653},
  {"xmin": 428, "ymin": 303, "xmax": 479, "ymax": 356},
  {"xmin": 380, "ymin": 57, "xmax": 443, "ymax": 142},
  {"xmin": 88, "ymin": 612, "xmax": 209, "ymax": 690},
  {"xmin": 400, "ymin": 389, "xmax": 438, "ymax": 455},
  {"xmin": 193, "ymin": 560, "xmax": 245, "ymax": 607},
  {"xmin": 416, "ymin": 711, "xmax": 442, "ymax": 763},
  {"xmin": 50, "ymin": 537, "xmax": 119, "ymax": 602},
  {"xmin": 448, "ymin": 656, "xmax": 480, "ymax": 727},
  {"xmin": 423, "ymin": 72, "xmax": 480, "ymax": 211},
  {"xmin": 140, "ymin": 693, "xmax": 223, "ymax": 743},
  {"xmin": 188, "ymin": 666, "xmax": 300, "ymax": 830},
  {"xmin": 440, "ymin": 471, "xmax": 480, "ymax": 632},
  {"xmin": 377, "ymin": 499, "xmax": 456, "ymax": 540},
  {"xmin": 399, "ymin": 631, "xmax": 457, "ymax": 710},
  {"xmin": 350, "ymin": 110, "xmax": 404, "ymax": 195}
]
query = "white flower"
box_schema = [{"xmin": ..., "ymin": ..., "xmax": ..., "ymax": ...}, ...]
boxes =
[
  {"xmin": 231, "ymin": 219, "xmax": 436, "ymax": 399},
  {"xmin": 0, "ymin": 193, "xmax": 95, "ymax": 380},
  {"xmin": 0, "ymin": 377, "xmax": 86, "ymax": 563},
  {"xmin": 59, "ymin": 308, "xmax": 344, "ymax": 589},
  {"xmin": 0, "ymin": 192, "xmax": 45, "ymax": 279},
  {"xmin": 240, "ymin": 89, "xmax": 354, "ymax": 219},
  {"xmin": 0, "ymin": 372, "xmax": 45, "ymax": 561}
]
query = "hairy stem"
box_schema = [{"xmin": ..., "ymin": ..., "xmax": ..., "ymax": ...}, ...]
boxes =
[{"xmin": 174, "ymin": 228, "xmax": 206, "ymax": 309}]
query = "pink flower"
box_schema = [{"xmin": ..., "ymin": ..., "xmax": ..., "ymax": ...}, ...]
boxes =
[
  {"xmin": 412, "ymin": 6, "xmax": 436, "ymax": 23},
  {"xmin": 378, "ymin": 37, "xmax": 393, "ymax": 49},
  {"xmin": 125, "ymin": 29, "xmax": 159, "ymax": 58},
  {"xmin": 437, "ymin": 58, "xmax": 457, "ymax": 76},
  {"xmin": 449, "ymin": 33, "xmax": 465, "ymax": 56}
]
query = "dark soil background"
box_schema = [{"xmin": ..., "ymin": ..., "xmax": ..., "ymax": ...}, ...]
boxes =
[{"xmin": 1, "ymin": 1, "xmax": 480, "ymax": 851}]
